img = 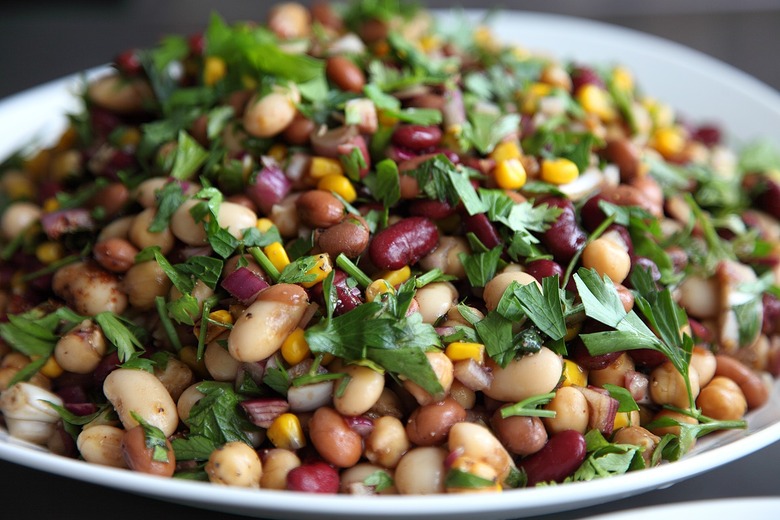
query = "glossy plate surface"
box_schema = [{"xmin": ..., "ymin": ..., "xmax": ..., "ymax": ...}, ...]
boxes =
[{"xmin": 2, "ymin": 10, "xmax": 780, "ymax": 520}]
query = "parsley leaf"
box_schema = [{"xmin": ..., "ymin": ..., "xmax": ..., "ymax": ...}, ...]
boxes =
[
  {"xmin": 170, "ymin": 130, "xmax": 209, "ymax": 180},
  {"xmin": 148, "ymin": 182, "xmax": 186, "ymax": 233},
  {"xmin": 95, "ymin": 312, "xmax": 147, "ymax": 363},
  {"xmin": 405, "ymin": 155, "xmax": 486, "ymax": 215},
  {"xmin": 459, "ymin": 246, "xmax": 502, "ymax": 288}
]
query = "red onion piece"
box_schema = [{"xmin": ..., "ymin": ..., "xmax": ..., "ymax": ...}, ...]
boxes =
[
  {"xmin": 240, "ymin": 360, "xmax": 267, "ymax": 384},
  {"xmin": 442, "ymin": 87, "xmax": 466, "ymax": 128},
  {"xmin": 246, "ymin": 161, "xmax": 292, "ymax": 215},
  {"xmin": 285, "ymin": 152, "xmax": 311, "ymax": 184},
  {"xmin": 41, "ymin": 209, "xmax": 95, "ymax": 239},
  {"xmin": 453, "ymin": 358, "xmax": 493, "ymax": 391},
  {"xmin": 241, "ymin": 398, "xmax": 290, "ymax": 428},
  {"xmin": 221, "ymin": 266, "xmax": 270, "ymax": 304},
  {"xmin": 624, "ymin": 370, "xmax": 650, "ymax": 403},
  {"xmin": 287, "ymin": 381, "xmax": 334, "ymax": 412},
  {"xmin": 345, "ymin": 415, "xmax": 374, "ymax": 437},
  {"xmin": 64, "ymin": 402, "xmax": 99, "ymax": 416},
  {"xmin": 577, "ymin": 386, "xmax": 619, "ymax": 435},
  {"xmin": 311, "ymin": 125, "xmax": 359, "ymax": 158},
  {"xmin": 336, "ymin": 134, "xmax": 370, "ymax": 177}
]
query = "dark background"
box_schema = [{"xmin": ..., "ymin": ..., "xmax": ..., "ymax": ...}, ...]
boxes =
[{"xmin": 2, "ymin": 1, "xmax": 780, "ymax": 519}]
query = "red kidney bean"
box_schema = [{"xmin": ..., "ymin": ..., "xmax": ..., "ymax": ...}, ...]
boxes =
[
  {"xmin": 409, "ymin": 199, "xmax": 457, "ymax": 220},
  {"xmin": 463, "ymin": 213, "xmax": 501, "ymax": 249},
  {"xmin": 570, "ymin": 340, "xmax": 622, "ymax": 370},
  {"xmin": 286, "ymin": 461, "xmax": 340, "ymax": 493},
  {"xmin": 762, "ymin": 293, "xmax": 780, "ymax": 336},
  {"xmin": 517, "ymin": 430, "xmax": 587, "ymax": 486},
  {"xmin": 391, "ymin": 125, "xmax": 442, "ymax": 151},
  {"xmin": 188, "ymin": 33, "xmax": 204, "ymax": 55},
  {"xmin": 524, "ymin": 259, "xmax": 564, "ymax": 283},
  {"xmin": 89, "ymin": 107, "xmax": 122, "ymax": 139},
  {"xmin": 114, "ymin": 49, "xmax": 143, "ymax": 76},
  {"xmin": 538, "ymin": 197, "xmax": 587, "ymax": 264},
  {"xmin": 628, "ymin": 349, "xmax": 667, "ymax": 369},
  {"xmin": 691, "ymin": 124, "xmax": 722, "ymax": 146},
  {"xmin": 369, "ymin": 217, "xmax": 439, "ymax": 270},
  {"xmin": 308, "ymin": 270, "xmax": 363, "ymax": 316},
  {"xmin": 580, "ymin": 194, "xmax": 612, "ymax": 232},
  {"xmin": 754, "ymin": 178, "xmax": 780, "ymax": 219},
  {"xmin": 570, "ymin": 65, "xmax": 605, "ymax": 92},
  {"xmin": 92, "ymin": 351, "xmax": 121, "ymax": 387}
]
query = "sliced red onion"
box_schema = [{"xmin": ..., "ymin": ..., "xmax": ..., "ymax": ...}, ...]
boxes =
[
  {"xmin": 336, "ymin": 134, "xmax": 370, "ymax": 177},
  {"xmin": 311, "ymin": 125, "xmax": 359, "ymax": 158},
  {"xmin": 240, "ymin": 360, "xmax": 267, "ymax": 384},
  {"xmin": 246, "ymin": 161, "xmax": 292, "ymax": 215},
  {"xmin": 221, "ymin": 266, "xmax": 270, "ymax": 304},
  {"xmin": 442, "ymin": 87, "xmax": 466, "ymax": 128},
  {"xmin": 285, "ymin": 152, "xmax": 311, "ymax": 184},
  {"xmin": 287, "ymin": 380, "xmax": 334, "ymax": 412},
  {"xmin": 345, "ymin": 415, "xmax": 374, "ymax": 437},
  {"xmin": 624, "ymin": 370, "xmax": 650, "ymax": 404},
  {"xmin": 453, "ymin": 358, "xmax": 493, "ymax": 391},
  {"xmin": 444, "ymin": 447, "xmax": 465, "ymax": 469},
  {"xmin": 64, "ymin": 402, "xmax": 99, "ymax": 416},
  {"xmin": 577, "ymin": 386, "xmax": 619, "ymax": 436},
  {"xmin": 41, "ymin": 209, "xmax": 95, "ymax": 239},
  {"xmin": 241, "ymin": 398, "xmax": 290, "ymax": 428}
]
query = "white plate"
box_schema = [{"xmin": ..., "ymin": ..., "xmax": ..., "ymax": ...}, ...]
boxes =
[
  {"xmin": 2, "ymin": 9, "xmax": 780, "ymax": 520},
  {"xmin": 581, "ymin": 497, "xmax": 780, "ymax": 520}
]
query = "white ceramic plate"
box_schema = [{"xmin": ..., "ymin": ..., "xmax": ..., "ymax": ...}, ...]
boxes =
[
  {"xmin": 581, "ymin": 497, "xmax": 780, "ymax": 520},
  {"xmin": 2, "ymin": 9, "xmax": 780, "ymax": 520}
]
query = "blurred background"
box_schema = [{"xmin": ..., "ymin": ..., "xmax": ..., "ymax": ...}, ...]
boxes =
[{"xmin": 2, "ymin": 0, "xmax": 780, "ymax": 99}]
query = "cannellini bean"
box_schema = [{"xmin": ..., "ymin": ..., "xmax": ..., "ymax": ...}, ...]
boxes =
[
  {"xmin": 205, "ymin": 340, "xmax": 241, "ymax": 381},
  {"xmin": 153, "ymin": 356, "xmax": 194, "ymax": 402},
  {"xmin": 52, "ymin": 261, "xmax": 128, "ymax": 316},
  {"xmin": 365, "ymin": 416, "xmax": 410, "ymax": 469},
  {"xmin": 333, "ymin": 364, "xmax": 385, "ymax": 416},
  {"xmin": 103, "ymin": 368, "xmax": 179, "ymax": 437},
  {"xmin": 97, "ymin": 215, "xmax": 134, "ymax": 242},
  {"xmin": 483, "ymin": 271, "xmax": 539, "ymax": 311},
  {"xmin": 170, "ymin": 198, "xmax": 207, "ymax": 245},
  {"xmin": 340, "ymin": 463, "xmax": 397, "ymax": 495},
  {"xmin": 447, "ymin": 422, "xmax": 515, "ymax": 483},
  {"xmin": 260, "ymin": 448, "xmax": 301, "ymax": 490},
  {"xmin": 177, "ymin": 383, "xmax": 205, "ymax": 422},
  {"xmin": 419, "ymin": 236, "xmax": 470, "ymax": 279},
  {"xmin": 394, "ymin": 447, "xmax": 448, "ymax": 495},
  {"xmin": 402, "ymin": 351, "xmax": 453, "ymax": 405},
  {"xmin": 206, "ymin": 441, "xmax": 263, "ymax": 487},
  {"xmin": 87, "ymin": 74, "xmax": 153, "ymax": 113},
  {"xmin": 677, "ymin": 275, "xmax": 719, "ymax": 319},
  {"xmin": 243, "ymin": 88, "xmax": 299, "ymax": 139},
  {"xmin": 123, "ymin": 260, "xmax": 173, "ymax": 310},
  {"xmin": 0, "ymin": 382, "xmax": 62, "ymax": 444},
  {"xmin": 134, "ymin": 177, "xmax": 170, "ymax": 209},
  {"xmin": 414, "ymin": 282, "xmax": 458, "ymax": 324},
  {"xmin": 228, "ymin": 284, "xmax": 310, "ymax": 362},
  {"xmin": 77, "ymin": 424, "xmax": 127, "ymax": 468},
  {"xmin": 484, "ymin": 347, "xmax": 563, "ymax": 402},
  {"xmin": 54, "ymin": 319, "xmax": 107, "ymax": 374},
  {"xmin": 1, "ymin": 201, "xmax": 41, "ymax": 240},
  {"xmin": 128, "ymin": 207, "xmax": 175, "ymax": 254}
]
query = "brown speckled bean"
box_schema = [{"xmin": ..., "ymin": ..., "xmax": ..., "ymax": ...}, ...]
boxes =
[
  {"xmin": 369, "ymin": 217, "xmax": 439, "ymax": 270},
  {"xmin": 297, "ymin": 190, "xmax": 345, "ymax": 228},
  {"xmin": 326, "ymin": 56, "xmax": 365, "ymax": 94},
  {"xmin": 93, "ymin": 237, "xmax": 139, "ymax": 273},
  {"xmin": 405, "ymin": 397, "xmax": 466, "ymax": 446},
  {"xmin": 309, "ymin": 407, "xmax": 362, "ymax": 468},
  {"xmin": 714, "ymin": 354, "xmax": 769, "ymax": 409}
]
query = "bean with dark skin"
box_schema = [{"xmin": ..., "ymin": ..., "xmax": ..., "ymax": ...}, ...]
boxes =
[
  {"xmin": 391, "ymin": 125, "xmax": 443, "ymax": 151},
  {"xmin": 408, "ymin": 198, "xmax": 457, "ymax": 220},
  {"xmin": 463, "ymin": 213, "xmax": 502, "ymax": 249},
  {"xmin": 405, "ymin": 397, "xmax": 466, "ymax": 446},
  {"xmin": 309, "ymin": 269, "xmax": 363, "ymax": 316},
  {"xmin": 309, "ymin": 406, "xmax": 363, "ymax": 468},
  {"xmin": 603, "ymin": 138, "xmax": 642, "ymax": 181},
  {"xmin": 282, "ymin": 115, "xmax": 316, "ymax": 146},
  {"xmin": 538, "ymin": 197, "xmax": 587, "ymax": 264},
  {"xmin": 517, "ymin": 430, "xmax": 587, "ymax": 486},
  {"xmin": 297, "ymin": 190, "xmax": 345, "ymax": 229},
  {"xmin": 317, "ymin": 215, "xmax": 370, "ymax": 259},
  {"xmin": 326, "ymin": 56, "xmax": 366, "ymax": 94},
  {"xmin": 524, "ymin": 259, "xmax": 564, "ymax": 284},
  {"xmin": 93, "ymin": 238, "xmax": 139, "ymax": 273},
  {"xmin": 287, "ymin": 461, "xmax": 340, "ymax": 493},
  {"xmin": 121, "ymin": 425, "xmax": 176, "ymax": 477},
  {"xmin": 714, "ymin": 354, "xmax": 770, "ymax": 409},
  {"xmin": 491, "ymin": 407, "xmax": 548, "ymax": 456},
  {"xmin": 369, "ymin": 217, "xmax": 439, "ymax": 270},
  {"xmin": 88, "ymin": 182, "xmax": 129, "ymax": 218}
]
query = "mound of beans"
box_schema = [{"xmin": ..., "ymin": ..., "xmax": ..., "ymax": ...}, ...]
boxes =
[{"xmin": 1, "ymin": 0, "xmax": 779, "ymax": 496}]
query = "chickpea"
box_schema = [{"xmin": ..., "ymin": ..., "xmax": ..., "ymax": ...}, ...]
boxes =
[
  {"xmin": 696, "ymin": 376, "xmax": 748, "ymax": 421},
  {"xmin": 690, "ymin": 346, "xmax": 717, "ymax": 387},
  {"xmin": 333, "ymin": 364, "xmax": 385, "ymax": 416},
  {"xmin": 260, "ymin": 448, "xmax": 301, "ymax": 490},
  {"xmin": 54, "ymin": 319, "xmax": 107, "ymax": 374},
  {"xmin": 581, "ymin": 237, "xmax": 631, "ymax": 284},
  {"xmin": 613, "ymin": 426, "xmax": 660, "ymax": 467},
  {"xmin": 677, "ymin": 275, "xmax": 719, "ymax": 319},
  {"xmin": 588, "ymin": 352, "xmax": 635, "ymax": 388},
  {"xmin": 650, "ymin": 361, "xmax": 700, "ymax": 409},
  {"xmin": 615, "ymin": 283, "xmax": 635, "ymax": 313},
  {"xmin": 394, "ymin": 447, "xmax": 448, "ymax": 495},
  {"xmin": 405, "ymin": 397, "xmax": 466, "ymax": 446},
  {"xmin": 650, "ymin": 409, "xmax": 698, "ymax": 442},
  {"xmin": 365, "ymin": 416, "xmax": 410, "ymax": 469},
  {"xmin": 543, "ymin": 386, "xmax": 589, "ymax": 435},
  {"xmin": 206, "ymin": 441, "xmax": 263, "ymax": 488}
]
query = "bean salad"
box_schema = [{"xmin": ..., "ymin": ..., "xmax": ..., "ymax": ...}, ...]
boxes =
[{"xmin": 1, "ymin": 0, "xmax": 780, "ymax": 495}]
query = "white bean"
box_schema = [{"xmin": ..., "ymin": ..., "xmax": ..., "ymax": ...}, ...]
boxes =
[
  {"xmin": 170, "ymin": 198, "xmax": 207, "ymax": 245},
  {"xmin": 483, "ymin": 271, "xmax": 539, "ymax": 311},
  {"xmin": 414, "ymin": 282, "xmax": 458, "ymax": 325},
  {"xmin": 205, "ymin": 340, "xmax": 241, "ymax": 381},
  {"xmin": 206, "ymin": 441, "xmax": 263, "ymax": 487},
  {"xmin": 177, "ymin": 383, "xmax": 205, "ymax": 422},
  {"xmin": 340, "ymin": 463, "xmax": 397, "ymax": 495},
  {"xmin": 122, "ymin": 260, "xmax": 172, "ymax": 310},
  {"xmin": 52, "ymin": 261, "xmax": 128, "ymax": 316},
  {"xmin": 447, "ymin": 422, "xmax": 515, "ymax": 483},
  {"xmin": 333, "ymin": 364, "xmax": 385, "ymax": 416},
  {"xmin": 1, "ymin": 201, "xmax": 41, "ymax": 240},
  {"xmin": 103, "ymin": 368, "xmax": 179, "ymax": 437},
  {"xmin": 128, "ymin": 207, "xmax": 175, "ymax": 254},
  {"xmin": 364, "ymin": 416, "xmax": 410, "ymax": 469},
  {"xmin": 87, "ymin": 74, "xmax": 154, "ymax": 113},
  {"xmin": 394, "ymin": 447, "xmax": 448, "ymax": 495},
  {"xmin": 484, "ymin": 347, "xmax": 563, "ymax": 402},
  {"xmin": 77, "ymin": 424, "xmax": 127, "ymax": 468}
]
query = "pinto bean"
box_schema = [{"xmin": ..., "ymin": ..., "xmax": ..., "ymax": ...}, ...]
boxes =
[
  {"xmin": 369, "ymin": 217, "xmax": 439, "ymax": 270},
  {"xmin": 93, "ymin": 237, "xmax": 138, "ymax": 273},
  {"xmin": 406, "ymin": 397, "xmax": 466, "ymax": 446},
  {"xmin": 317, "ymin": 215, "xmax": 370, "ymax": 259},
  {"xmin": 517, "ymin": 430, "xmax": 587, "ymax": 486},
  {"xmin": 282, "ymin": 115, "xmax": 316, "ymax": 145},
  {"xmin": 326, "ymin": 56, "xmax": 365, "ymax": 93},
  {"xmin": 604, "ymin": 138, "xmax": 642, "ymax": 181},
  {"xmin": 297, "ymin": 190, "xmax": 345, "ymax": 228},
  {"xmin": 308, "ymin": 407, "xmax": 362, "ymax": 468},
  {"xmin": 491, "ymin": 407, "xmax": 548, "ymax": 456},
  {"xmin": 714, "ymin": 354, "xmax": 770, "ymax": 409}
]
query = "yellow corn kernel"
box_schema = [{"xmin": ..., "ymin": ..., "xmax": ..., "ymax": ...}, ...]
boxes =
[
  {"xmin": 378, "ymin": 111, "xmax": 399, "ymax": 127},
  {"xmin": 256, "ymin": 218, "xmax": 275, "ymax": 233},
  {"xmin": 419, "ymin": 34, "xmax": 441, "ymax": 53},
  {"xmin": 561, "ymin": 359, "xmax": 588, "ymax": 387},
  {"xmin": 493, "ymin": 158, "xmax": 527, "ymax": 190},
  {"xmin": 317, "ymin": 174, "xmax": 357, "ymax": 203},
  {"xmin": 374, "ymin": 265, "xmax": 411, "ymax": 287},
  {"xmin": 300, "ymin": 253, "xmax": 332, "ymax": 288},
  {"xmin": 203, "ymin": 56, "xmax": 227, "ymax": 86},
  {"xmin": 209, "ymin": 309, "xmax": 234, "ymax": 326},
  {"xmin": 241, "ymin": 75, "xmax": 258, "ymax": 90},
  {"xmin": 520, "ymin": 82, "xmax": 553, "ymax": 113},
  {"xmin": 564, "ymin": 322, "xmax": 582, "ymax": 342},
  {"xmin": 267, "ymin": 143, "xmax": 288, "ymax": 163},
  {"xmin": 35, "ymin": 242, "xmax": 65, "ymax": 265},
  {"xmin": 117, "ymin": 127, "xmax": 142, "ymax": 147},
  {"xmin": 310, "ymin": 157, "xmax": 344, "ymax": 179},
  {"xmin": 38, "ymin": 356, "xmax": 63, "ymax": 379},
  {"xmin": 613, "ymin": 411, "xmax": 637, "ymax": 430},
  {"xmin": 473, "ymin": 26, "xmax": 499, "ymax": 52},
  {"xmin": 489, "ymin": 140, "xmax": 522, "ymax": 163},
  {"xmin": 576, "ymin": 84, "xmax": 617, "ymax": 122},
  {"xmin": 445, "ymin": 342, "xmax": 485, "ymax": 364},
  {"xmin": 541, "ymin": 158, "xmax": 579, "ymax": 185},
  {"xmin": 264, "ymin": 242, "xmax": 290, "ymax": 272},
  {"xmin": 1, "ymin": 172, "xmax": 35, "ymax": 200},
  {"xmin": 281, "ymin": 328, "xmax": 310, "ymax": 365},
  {"xmin": 611, "ymin": 65, "xmax": 634, "ymax": 92},
  {"xmin": 42, "ymin": 197, "xmax": 60, "ymax": 213},
  {"xmin": 366, "ymin": 279, "xmax": 395, "ymax": 302},
  {"xmin": 642, "ymin": 96, "xmax": 675, "ymax": 129},
  {"xmin": 267, "ymin": 413, "xmax": 306, "ymax": 450},
  {"xmin": 652, "ymin": 126, "xmax": 686, "ymax": 159}
]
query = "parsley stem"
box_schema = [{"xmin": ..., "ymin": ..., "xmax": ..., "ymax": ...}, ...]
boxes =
[
  {"xmin": 562, "ymin": 213, "xmax": 617, "ymax": 288},
  {"xmin": 500, "ymin": 391, "xmax": 557, "ymax": 419},
  {"xmin": 196, "ymin": 297, "xmax": 215, "ymax": 361},
  {"xmin": 155, "ymin": 296, "xmax": 183, "ymax": 351},
  {"xmin": 248, "ymin": 246, "xmax": 280, "ymax": 282},
  {"xmin": 20, "ymin": 254, "xmax": 81, "ymax": 282},
  {"xmin": 415, "ymin": 268, "xmax": 445, "ymax": 288},
  {"xmin": 335, "ymin": 253, "xmax": 372, "ymax": 288}
]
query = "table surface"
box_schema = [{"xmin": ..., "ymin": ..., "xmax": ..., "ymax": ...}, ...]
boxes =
[{"xmin": 1, "ymin": 1, "xmax": 780, "ymax": 519}]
